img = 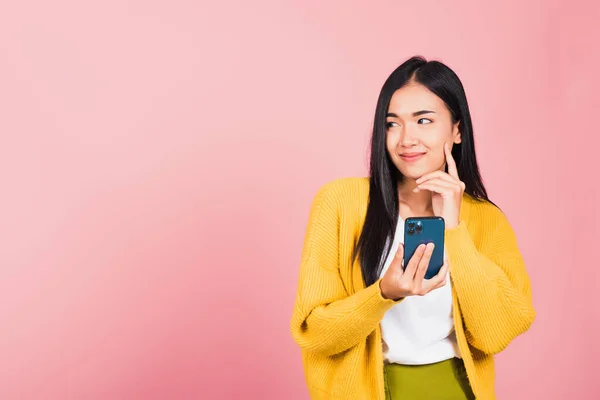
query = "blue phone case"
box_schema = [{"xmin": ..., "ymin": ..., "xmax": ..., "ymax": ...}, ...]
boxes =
[{"xmin": 403, "ymin": 216, "xmax": 445, "ymax": 280}]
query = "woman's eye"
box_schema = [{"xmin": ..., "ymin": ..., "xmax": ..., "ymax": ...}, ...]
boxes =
[
  {"xmin": 386, "ymin": 121, "xmax": 399, "ymax": 128},
  {"xmin": 418, "ymin": 118, "xmax": 433, "ymax": 124}
]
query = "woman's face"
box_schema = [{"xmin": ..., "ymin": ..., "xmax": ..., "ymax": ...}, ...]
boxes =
[{"xmin": 385, "ymin": 82, "xmax": 461, "ymax": 181}]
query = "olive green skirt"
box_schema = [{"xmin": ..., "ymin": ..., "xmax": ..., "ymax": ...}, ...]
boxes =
[{"xmin": 384, "ymin": 357, "xmax": 475, "ymax": 399}]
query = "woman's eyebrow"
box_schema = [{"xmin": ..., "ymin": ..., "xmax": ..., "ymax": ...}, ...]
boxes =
[{"xmin": 386, "ymin": 110, "xmax": 436, "ymax": 118}]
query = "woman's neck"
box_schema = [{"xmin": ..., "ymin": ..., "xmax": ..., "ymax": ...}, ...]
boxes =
[{"xmin": 398, "ymin": 178, "xmax": 434, "ymax": 217}]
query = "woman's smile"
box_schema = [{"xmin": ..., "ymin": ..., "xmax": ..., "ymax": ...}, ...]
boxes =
[{"xmin": 399, "ymin": 152, "xmax": 426, "ymax": 162}]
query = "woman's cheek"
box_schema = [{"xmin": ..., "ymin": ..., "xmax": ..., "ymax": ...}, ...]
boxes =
[
  {"xmin": 431, "ymin": 151, "xmax": 447, "ymax": 171},
  {"xmin": 386, "ymin": 131, "xmax": 399, "ymax": 151}
]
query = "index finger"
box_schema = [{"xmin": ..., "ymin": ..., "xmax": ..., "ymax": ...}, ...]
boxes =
[{"xmin": 445, "ymin": 142, "xmax": 459, "ymax": 179}]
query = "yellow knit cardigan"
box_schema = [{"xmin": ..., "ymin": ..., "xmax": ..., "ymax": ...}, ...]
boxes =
[{"xmin": 290, "ymin": 177, "xmax": 535, "ymax": 399}]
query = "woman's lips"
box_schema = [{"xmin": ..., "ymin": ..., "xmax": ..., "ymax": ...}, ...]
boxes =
[{"xmin": 399, "ymin": 152, "xmax": 425, "ymax": 162}]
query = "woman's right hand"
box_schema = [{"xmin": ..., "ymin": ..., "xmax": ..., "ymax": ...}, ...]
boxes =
[{"xmin": 379, "ymin": 242, "xmax": 448, "ymax": 301}]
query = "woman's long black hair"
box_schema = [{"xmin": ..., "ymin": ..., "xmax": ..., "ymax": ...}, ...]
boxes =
[{"xmin": 355, "ymin": 55, "xmax": 491, "ymax": 287}]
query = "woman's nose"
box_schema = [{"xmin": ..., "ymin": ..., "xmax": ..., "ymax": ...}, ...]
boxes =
[{"xmin": 400, "ymin": 126, "xmax": 418, "ymax": 146}]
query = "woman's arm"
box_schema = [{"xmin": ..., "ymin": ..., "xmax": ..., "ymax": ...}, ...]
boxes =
[
  {"xmin": 290, "ymin": 261, "xmax": 396, "ymax": 356},
  {"xmin": 290, "ymin": 181, "xmax": 398, "ymax": 357},
  {"xmin": 445, "ymin": 209, "xmax": 536, "ymax": 355}
]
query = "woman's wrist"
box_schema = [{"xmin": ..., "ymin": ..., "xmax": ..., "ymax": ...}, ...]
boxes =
[
  {"xmin": 444, "ymin": 218, "xmax": 460, "ymax": 230},
  {"xmin": 379, "ymin": 279, "xmax": 403, "ymax": 301},
  {"xmin": 379, "ymin": 279, "xmax": 390, "ymax": 299}
]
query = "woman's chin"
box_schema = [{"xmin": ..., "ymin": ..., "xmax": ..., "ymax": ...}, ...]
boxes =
[
  {"xmin": 398, "ymin": 162, "xmax": 444, "ymax": 180},
  {"xmin": 398, "ymin": 166, "xmax": 430, "ymax": 180},
  {"xmin": 399, "ymin": 173, "xmax": 420, "ymax": 182}
]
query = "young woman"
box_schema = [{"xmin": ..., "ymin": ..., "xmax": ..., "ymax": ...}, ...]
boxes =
[{"xmin": 290, "ymin": 56, "xmax": 536, "ymax": 399}]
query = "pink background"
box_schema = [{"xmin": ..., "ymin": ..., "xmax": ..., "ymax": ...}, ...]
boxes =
[{"xmin": 0, "ymin": 0, "xmax": 598, "ymax": 399}]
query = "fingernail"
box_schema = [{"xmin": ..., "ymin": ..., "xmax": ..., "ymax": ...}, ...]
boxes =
[{"xmin": 413, "ymin": 188, "xmax": 419, "ymax": 192}]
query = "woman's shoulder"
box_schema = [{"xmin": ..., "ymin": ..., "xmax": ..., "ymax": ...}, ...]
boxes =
[
  {"xmin": 316, "ymin": 176, "xmax": 369, "ymax": 194},
  {"xmin": 312, "ymin": 176, "xmax": 370, "ymax": 205},
  {"xmin": 307, "ymin": 177, "xmax": 370, "ymax": 219},
  {"xmin": 463, "ymin": 195, "xmax": 513, "ymax": 232}
]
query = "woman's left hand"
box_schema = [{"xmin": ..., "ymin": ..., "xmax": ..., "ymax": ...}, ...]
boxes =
[{"xmin": 414, "ymin": 142, "xmax": 465, "ymax": 229}]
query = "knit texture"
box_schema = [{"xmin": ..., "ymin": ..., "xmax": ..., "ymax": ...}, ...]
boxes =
[{"xmin": 290, "ymin": 177, "xmax": 535, "ymax": 399}]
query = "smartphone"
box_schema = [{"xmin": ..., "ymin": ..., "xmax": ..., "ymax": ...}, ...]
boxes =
[{"xmin": 403, "ymin": 216, "xmax": 445, "ymax": 280}]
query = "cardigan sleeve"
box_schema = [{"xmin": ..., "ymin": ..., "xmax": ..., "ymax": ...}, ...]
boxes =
[
  {"xmin": 445, "ymin": 207, "xmax": 536, "ymax": 355},
  {"xmin": 290, "ymin": 181, "xmax": 399, "ymax": 357}
]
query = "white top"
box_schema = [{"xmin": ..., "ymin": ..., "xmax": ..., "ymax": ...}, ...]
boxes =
[{"xmin": 379, "ymin": 216, "xmax": 461, "ymax": 365}]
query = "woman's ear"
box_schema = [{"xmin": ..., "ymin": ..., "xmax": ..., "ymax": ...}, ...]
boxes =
[{"xmin": 453, "ymin": 121, "xmax": 462, "ymax": 144}]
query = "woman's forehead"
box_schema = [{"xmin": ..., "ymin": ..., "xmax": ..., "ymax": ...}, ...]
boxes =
[{"xmin": 388, "ymin": 84, "xmax": 445, "ymax": 115}]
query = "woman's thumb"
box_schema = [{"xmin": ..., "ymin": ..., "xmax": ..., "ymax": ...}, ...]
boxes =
[{"xmin": 390, "ymin": 243, "xmax": 404, "ymax": 271}]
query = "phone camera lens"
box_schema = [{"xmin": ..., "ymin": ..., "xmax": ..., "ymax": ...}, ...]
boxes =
[
  {"xmin": 407, "ymin": 222, "xmax": 415, "ymax": 228},
  {"xmin": 407, "ymin": 228, "xmax": 415, "ymax": 235},
  {"xmin": 415, "ymin": 224, "xmax": 423, "ymax": 232}
]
